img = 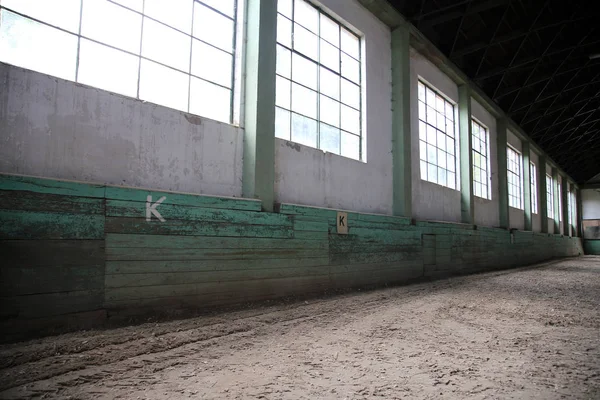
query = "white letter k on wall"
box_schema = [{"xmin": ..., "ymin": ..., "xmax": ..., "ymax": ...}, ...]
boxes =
[{"xmin": 146, "ymin": 195, "xmax": 166, "ymax": 222}]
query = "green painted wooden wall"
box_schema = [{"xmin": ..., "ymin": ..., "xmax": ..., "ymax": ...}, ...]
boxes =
[{"xmin": 0, "ymin": 173, "xmax": 584, "ymax": 340}]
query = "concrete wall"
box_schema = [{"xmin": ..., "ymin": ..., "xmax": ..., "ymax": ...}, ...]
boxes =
[
  {"xmin": 582, "ymin": 189, "xmax": 600, "ymax": 219},
  {"xmin": 472, "ymin": 98, "xmax": 498, "ymax": 228},
  {"xmin": 0, "ymin": 63, "xmax": 244, "ymax": 197},
  {"xmin": 530, "ymin": 151, "xmax": 542, "ymax": 232},
  {"xmin": 274, "ymin": 0, "xmax": 393, "ymax": 214},
  {"xmin": 410, "ymin": 49, "xmax": 461, "ymax": 222},
  {"xmin": 582, "ymin": 188, "xmax": 600, "ymax": 254}
]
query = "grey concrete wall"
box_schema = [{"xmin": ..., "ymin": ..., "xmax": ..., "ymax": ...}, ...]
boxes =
[
  {"xmin": 530, "ymin": 151, "xmax": 542, "ymax": 232},
  {"xmin": 582, "ymin": 189, "xmax": 600, "ymax": 220},
  {"xmin": 274, "ymin": 0, "xmax": 393, "ymax": 214},
  {"xmin": 472, "ymin": 98, "xmax": 499, "ymax": 228},
  {"xmin": 410, "ymin": 49, "xmax": 461, "ymax": 223},
  {"xmin": 0, "ymin": 63, "xmax": 243, "ymax": 197}
]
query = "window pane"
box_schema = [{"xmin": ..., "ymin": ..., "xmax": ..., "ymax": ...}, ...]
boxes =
[
  {"xmin": 81, "ymin": 0, "xmax": 142, "ymax": 54},
  {"xmin": 276, "ymin": 76, "xmax": 291, "ymax": 109},
  {"xmin": 78, "ymin": 39, "xmax": 138, "ymax": 98},
  {"xmin": 2, "ymin": 0, "xmax": 81, "ymax": 32},
  {"xmin": 320, "ymin": 95, "xmax": 340, "ymax": 128},
  {"xmin": 190, "ymin": 77, "xmax": 231, "ymax": 123},
  {"xmin": 193, "ymin": 3, "xmax": 234, "ymax": 51},
  {"xmin": 200, "ymin": 0, "xmax": 235, "ymax": 18},
  {"xmin": 142, "ymin": 18, "xmax": 191, "ymax": 72},
  {"xmin": 112, "ymin": 0, "xmax": 144, "ymax": 12},
  {"xmin": 276, "ymin": 44, "xmax": 292, "ymax": 78},
  {"xmin": 0, "ymin": 10, "xmax": 77, "ymax": 81},
  {"xmin": 428, "ymin": 164, "xmax": 438, "ymax": 183},
  {"xmin": 293, "ymin": 23, "xmax": 318, "ymax": 60},
  {"xmin": 320, "ymin": 67, "xmax": 339, "ymax": 100},
  {"xmin": 291, "ymin": 113, "xmax": 317, "ymax": 148},
  {"xmin": 320, "ymin": 123, "xmax": 340, "ymax": 154},
  {"xmin": 278, "ymin": 0, "xmax": 293, "ymax": 18},
  {"xmin": 341, "ymin": 105, "xmax": 360, "ymax": 134},
  {"xmin": 341, "ymin": 27, "xmax": 359, "ymax": 58},
  {"xmin": 139, "ymin": 59, "xmax": 189, "ymax": 112},
  {"xmin": 277, "ymin": 14, "xmax": 292, "ymax": 48},
  {"xmin": 419, "ymin": 141, "xmax": 427, "ymax": 160},
  {"xmin": 292, "ymin": 53, "xmax": 317, "ymax": 90},
  {"xmin": 341, "ymin": 132, "xmax": 359, "ymax": 160},
  {"xmin": 320, "ymin": 39, "xmax": 339, "ymax": 72},
  {"xmin": 420, "ymin": 161, "xmax": 427, "ymax": 180},
  {"xmin": 418, "ymin": 82, "xmax": 425, "ymax": 101},
  {"xmin": 341, "ymin": 79, "xmax": 360, "ymax": 109},
  {"xmin": 145, "ymin": 0, "xmax": 193, "ymax": 34},
  {"xmin": 275, "ymin": 107, "xmax": 291, "ymax": 140},
  {"xmin": 295, "ymin": 0, "xmax": 318, "ymax": 33},
  {"xmin": 192, "ymin": 40, "xmax": 232, "ymax": 87},
  {"xmin": 291, "ymin": 83, "xmax": 317, "ymax": 118},
  {"xmin": 341, "ymin": 53, "xmax": 359, "ymax": 83},
  {"xmin": 320, "ymin": 14, "xmax": 339, "ymax": 46}
]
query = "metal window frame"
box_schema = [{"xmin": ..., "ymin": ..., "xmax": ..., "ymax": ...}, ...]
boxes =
[
  {"xmin": 418, "ymin": 80, "xmax": 457, "ymax": 190},
  {"xmin": 546, "ymin": 174, "xmax": 554, "ymax": 219},
  {"xmin": 506, "ymin": 145, "xmax": 523, "ymax": 210},
  {"xmin": 0, "ymin": 0, "xmax": 239, "ymax": 123},
  {"xmin": 275, "ymin": 0, "xmax": 363, "ymax": 160},
  {"xmin": 530, "ymin": 161, "xmax": 538, "ymax": 214},
  {"xmin": 471, "ymin": 118, "xmax": 490, "ymax": 200}
]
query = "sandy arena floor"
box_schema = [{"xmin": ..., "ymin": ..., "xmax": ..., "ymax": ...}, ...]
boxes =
[{"xmin": 1, "ymin": 256, "xmax": 599, "ymax": 399}]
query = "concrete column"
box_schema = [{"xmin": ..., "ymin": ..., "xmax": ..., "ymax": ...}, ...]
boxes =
[
  {"xmin": 562, "ymin": 179, "xmax": 570, "ymax": 237},
  {"xmin": 391, "ymin": 25, "xmax": 412, "ymax": 218},
  {"xmin": 539, "ymin": 156, "xmax": 548, "ymax": 233},
  {"xmin": 496, "ymin": 118, "xmax": 510, "ymax": 229},
  {"xmin": 522, "ymin": 141, "xmax": 532, "ymax": 231},
  {"xmin": 552, "ymin": 168, "xmax": 560, "ymax": 233},
  {"xmin": 458, "ymin": 85, "xmax": 473, "ymax": 224},
  {"xmin": 243, "ymin": 0, "xmax": 277, "ymax": 212},
  {"xmin": 576, "ymin": 187, "xmax": 583, "ymax": 237},
  {"xmin": 570, "ymin": 183, "xmax": 577, "ymax": 236}
]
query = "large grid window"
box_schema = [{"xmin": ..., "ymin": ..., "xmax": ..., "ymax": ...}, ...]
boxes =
[
  {"xmin": 472, "ymin": 119, "xmax": 490, "ymax": 199},
  {"xmin": 530, "ymin": 162, "xmax": 538, "ymax": 214},
  {"xmin": 558, "ymin": 183, "xmax": 563, "ymax": 221},
  {"xmin": 546, "ymin": 175, "xmax": 554, "ymax": 219},
  {"xmin": 275, "ymin": 0, "xmax": 362, "ymax": 160},
  {"xmin": 418, "ymin": 81, "xmax": 457, "ymax": 189},
  {"xmin": 0, "ymin": 0, "xmax": 238, "ymax": 123},
  {"xmin": 568, "ymin": 191, "xmax": 575, "ymax": 227},
  {"xmin": 507, "ymin": 147, "xmax": 523, "ymax": 209}
]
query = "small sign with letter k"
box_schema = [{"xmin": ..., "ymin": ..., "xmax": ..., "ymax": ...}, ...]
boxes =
[{"xmin": 337, "ymin": 211, "xmax": 348, "ymax": 235}]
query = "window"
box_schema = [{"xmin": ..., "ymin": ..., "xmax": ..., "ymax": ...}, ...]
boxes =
[
  {"xmin": 275, "ymin": 0, "xmax": 362, "ymax": 160},
  {"xmin": 569, "ymin": 191, "xmax": 576, "ymax": 226},
  {"xmin": 472, "ymin": 119, "xmax": 490, "ymax": 199},
  {"xmin": 530, "ymin": 162, "xmax": 538, "ymax": 214},
  {"xmin": 0, "ymin": 0, "xmax": 238, "ymax": 123},
  {"xmin": 546, "ymin": 175, "xmax": 554, "ymax": 219},
  {"xmin": 418, "ymin": 81, "xmax": 457, "ymax": 189},
  {"xmin": 507, "ymin": 146, "xmax": 522, "ymax": 209},
  {"xmin": 557, "ymin": 182, "xmax": 562, "ymax": 221}
]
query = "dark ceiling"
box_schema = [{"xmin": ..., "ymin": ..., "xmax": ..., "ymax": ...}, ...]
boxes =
[{"xmin": 388, "ymin": 0, "xmax": 600, "ymax": 183}]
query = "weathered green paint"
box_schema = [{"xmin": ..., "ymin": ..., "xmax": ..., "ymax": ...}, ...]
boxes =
[
  {"xmin": 539, "ymin": 156, "xmax": 548, "ymax": 233},
  {"xmin": 584, "ymin": 240, "xmax": 600, "ymax": 255},
  {"xmin": 458, "ymin": 85, "xmax": 473, "ymax": 224},
  {"xmin": 496, "ymin": 118, "xmax": 510, "ymax": 229},
  {"xmin": 552, "ymin": 168, "xmax": 560, "ymax": 233},
  {"xmin": 0, "ymin": 191, "xmax": 105, "ymax": 214},
  {"xmin": 0, "ymin": 174, "xmax": 105, "ymax": 198},
  {"xmin": 391, "ymin": 24, "xmax": 412, "ymax": 218},
  {"xmin": 561, "ymin": 176, "xmax": 570, "ymax": 236},
  {"xmin": 0, "ymin": 210, "xmax": 105, "ymax": 240},
  {"xmin": 106, "ymin": 247, "xmax": 328, "ymax": 261},
  {"xmin": 243, "ymin": 0, "xmax": 277, "ymax": 212},
  {"xmin": 522, "ymin": 141, "xmax": 532, "ymax": 231}
]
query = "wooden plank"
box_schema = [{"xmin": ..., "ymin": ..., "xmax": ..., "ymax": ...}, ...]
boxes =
[
  {"xmin": 293, "ymin": 217, "xmax": 330, "ymax": 232},
  {"xmin": 104, "ymin": 217, "xmax": 293, "ymax": 238},
  {"xmin": 0, "ymin": 191, "xmax": 105, "ymax": 214},
  {"xmin": 105, "ymin": 186, "xmax": 261, "ymax": 211},
  {"xmin": 0, "ymin": 240, "xmax": 105, "ymax": 268},
  {"xmin": 329, "ymin": 246, "xmax": 422, "ymax": 265},
  {"xmin": 0, "ymin": 290, "xmax": 104, "ymax": 319},
  {"xmin": 106, "ymin": 234, "xmax": 327, "ymax": 250},
  {"xmin": 106, "ymin": 247, "xmax": 329, "ymax": 261},
  {"xmin": 106, "ymin": 200, "xmax": 292, "ymax": 227},
  {"xmin": 279, "ymin": 203, "xmax": 411, "ymax": 225},
  {"xmin": 0, "ymin": 265, "xmax": 104, "ymax": 296},
  {"xmin": 105, "ymin": 265, "xmax": 330, "ymax": 288},
  {"xmin": 0, "ymin": 211, "xmax": 105, "ymax": 239},
  {"xmin": 0, "ymin": 173, "xmax": 105, "ymax": 197},
  {"xmin": 106, "ymin": 257, "xmax": 330, "ymax": 274}
]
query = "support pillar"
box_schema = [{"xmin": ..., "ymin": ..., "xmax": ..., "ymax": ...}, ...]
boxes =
[
  {"xmin": 539, "ymin": 156, "xmax": 548, "ymax": 233},
  {"xmin": 391, "ymin": 24, "xmax": 412, "ymax": 218},
  {"xmin": 552, "ymin": 168, "xmax": 560, "ymax": 233},
  {"xmin": 243, "ymin": 0, "xmax": 277, "ymax": 211},
  {"xmin": 522, "ymin": 141, "xmax": 532, "ymax": 231},
  {"xmin": 576, "ymin": 187, "xmax": 583, "ymax": 238},
  {"xmin": 458, "ymin": 85, "xmax": 473, "ymax": 224},
  {"xmin": 562, "ymin": 177, "xmax": 570, "ymax": 237},
  {"xmin": 497, "ymin": 118, "xmax": 510, "ymax": 229}
]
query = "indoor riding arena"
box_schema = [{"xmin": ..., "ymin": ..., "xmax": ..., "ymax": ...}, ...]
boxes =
[{"xmin": 1, "ymin": 0, "xmax": 599, "ymax": 398}]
